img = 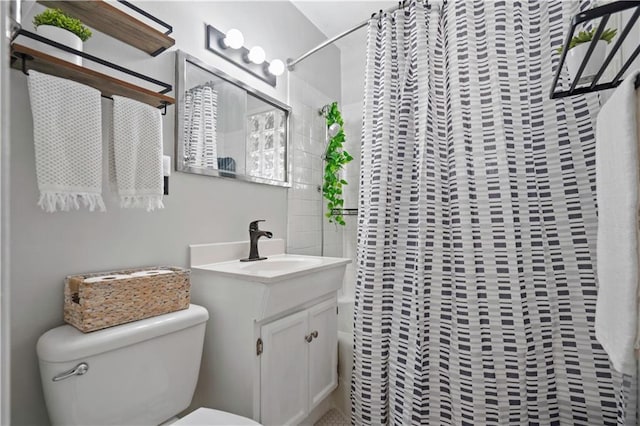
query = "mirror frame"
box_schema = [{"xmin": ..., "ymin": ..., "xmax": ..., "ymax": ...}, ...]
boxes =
[{"xmin": 175, "ymin": 50, "xmax": 292, "ymax": 187}]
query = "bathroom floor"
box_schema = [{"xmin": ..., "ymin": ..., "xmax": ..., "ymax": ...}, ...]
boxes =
[{"xmin": 314, "ymin": 409, "xmax": 350, "ymax": 426}]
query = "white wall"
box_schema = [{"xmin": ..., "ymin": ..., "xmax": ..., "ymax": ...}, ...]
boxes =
[
  {"xmin": 9, "ymin": 2, "xmax": 340, "ymax": 425},
  {"xmin": 0, "ymin": 2, "xmax": 10, "ymax": 424}
]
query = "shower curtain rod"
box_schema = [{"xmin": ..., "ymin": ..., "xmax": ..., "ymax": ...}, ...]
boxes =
[{"xmin": 287, "ymin": 1, "xmax": 407, "ymax": 71}]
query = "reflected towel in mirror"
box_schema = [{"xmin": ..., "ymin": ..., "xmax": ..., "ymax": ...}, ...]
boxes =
[{"xmin": 184, "ymin": 83, "xmax": 218, "ymax": 168}]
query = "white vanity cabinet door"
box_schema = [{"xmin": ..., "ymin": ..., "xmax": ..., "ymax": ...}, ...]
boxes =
[
  {"xmin": 260, "ymin": 310, "xmax": 309, "ymax": 426},
  {"xmin": 308, "ymin": 298, "xmax": 338, "ymax": 410}
]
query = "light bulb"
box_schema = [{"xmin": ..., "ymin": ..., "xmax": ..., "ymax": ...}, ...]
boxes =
[
  {"xmin": 248, "ymin": 46, "xmax": 266, "ymax": 64},
  {"xmin": 223, "ymin": 28, "xmax": 244, "ymax": 49},
  {"xmin": 268, "ymin": 59, "xmax": 285, "ymax": 76}
]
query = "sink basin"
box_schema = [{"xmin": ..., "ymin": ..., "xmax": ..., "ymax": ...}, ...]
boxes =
[
  {"xmin": 195, "ymin": 254, "xmax": 350, "ymax": 283},
  {"xmin": 239, "ymin": 257, "xmax": 324, "ymax": 274}
]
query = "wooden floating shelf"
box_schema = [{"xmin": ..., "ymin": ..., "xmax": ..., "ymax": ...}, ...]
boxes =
[
  {"xmin": 37, "ymin": 0, "xmax": 175, "ymax": 56},
  {"xmin": 11, "ymin": 43, "xmax": 174, "ymax": 109}
]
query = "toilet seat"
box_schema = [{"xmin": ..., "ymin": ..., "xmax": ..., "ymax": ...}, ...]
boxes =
[{"xmin": 173, "ymin": 408, "xmax": 261, "ymax": 425}]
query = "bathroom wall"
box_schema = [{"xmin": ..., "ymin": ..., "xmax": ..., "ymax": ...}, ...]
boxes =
[
  {"xmin": 0, "ymin": 2, "xmax": 10, "ymax": 424},
  {"xmin": 8, "ymin": 2, "xmax": 340, "ymax": 425}
]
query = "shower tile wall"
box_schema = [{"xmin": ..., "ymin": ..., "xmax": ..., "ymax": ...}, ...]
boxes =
[{"xmin": 287, "ymin": 73, "xmax": 343, "ymax": 257}]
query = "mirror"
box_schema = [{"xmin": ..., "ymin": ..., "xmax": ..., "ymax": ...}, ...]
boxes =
[{"xmin": 175, "ymin": 50, "xmax": 291, "ymax": 187}]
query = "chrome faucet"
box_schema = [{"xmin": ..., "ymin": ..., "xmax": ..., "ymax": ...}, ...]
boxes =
[{"xmin": 240, "ymin": 220, "xmax": 273, "ymax": 262}]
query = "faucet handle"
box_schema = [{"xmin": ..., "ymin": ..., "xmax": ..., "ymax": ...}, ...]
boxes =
[{"xmin": 249, "ymin": 219, "xmax": 266, "ymax": 232}]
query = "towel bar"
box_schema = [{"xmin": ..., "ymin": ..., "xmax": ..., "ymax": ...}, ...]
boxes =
[{"xmin": 16, "ymin": 53, "xmax": 168, "ymax": 115}]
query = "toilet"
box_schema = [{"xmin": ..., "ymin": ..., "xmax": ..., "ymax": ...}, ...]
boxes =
[{"xmin": 36, "ymin": 304, "xmax": 260, "ymax": 426}]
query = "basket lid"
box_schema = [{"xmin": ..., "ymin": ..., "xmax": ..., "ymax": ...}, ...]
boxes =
[{"xmin": 37, "ymin": 304, "xmax": 209, "ymax": 363}]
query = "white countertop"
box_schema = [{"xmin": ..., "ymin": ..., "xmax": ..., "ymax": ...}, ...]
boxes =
[{"xmin": 193, "ymin": 253, "xmax": 351, "ymax": 283}]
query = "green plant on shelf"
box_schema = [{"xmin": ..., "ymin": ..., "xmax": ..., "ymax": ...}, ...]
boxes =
[
  {"xmin": 556, "ymin": 27, "xmax": 617, "ymax": 54},
  {"xmin": 33, "ymin": 8, "xmax": 93, "ymax": 42},
  {"xmin": 323, "ymin": 102, "xmax": 353, "ymax": 226}
]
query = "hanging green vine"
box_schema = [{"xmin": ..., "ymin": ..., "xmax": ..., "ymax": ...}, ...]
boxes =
[{"xmin": 323, "ymin": 102, "xmax": 353, "ymax": 226}]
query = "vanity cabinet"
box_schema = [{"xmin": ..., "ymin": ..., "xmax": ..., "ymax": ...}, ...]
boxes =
[
  {"xmin": 260, "ymin": 299, "xmax": 338, "ymax": 425},
  {"xmin": 188, "ymin": 243, "xmax": 349, "ymax": 426}
]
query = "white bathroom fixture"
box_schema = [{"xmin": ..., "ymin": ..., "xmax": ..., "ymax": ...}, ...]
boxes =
[
  {"xmin": 267, "ymin": 59, "xmax": 285, "ymax": 76},
  {"xmin": 189, "ymin": 240, "xmax": 350, "ymax": 425},
  {"xmin": 198, "ymin": 253, "xmax": 343, "ymax": 283},
  {"xmin": 247, "ymin": 46, "xmax": 266, "ymax": 64},
  {"xmin": 206, "ymin": 24, "xmax": 283, "ymax": 86},
  {"xmin": 36, "ymin": 305, "xmax": 261, "ymax": 426},
  {"xmin": 222, "ymin": 28, "xmax": 244, "ymax": 49}
]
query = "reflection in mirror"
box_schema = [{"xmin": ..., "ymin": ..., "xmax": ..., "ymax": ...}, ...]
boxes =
[
  {"xmin": 247, "ymin": 102, "xmax": 286, "ymax": 181},
  {"xmin": 183, "ymin": 82, "xmax": 219, "ymax": 169},
  {"xmin": 175, "ymin": 50, "xmax": 291, "ymax": 187}
]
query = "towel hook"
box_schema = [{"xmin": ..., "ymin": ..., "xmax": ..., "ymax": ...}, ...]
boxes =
[{"xmin": 160, "ymin": 102, "xmax": 167, "ymax": 116}]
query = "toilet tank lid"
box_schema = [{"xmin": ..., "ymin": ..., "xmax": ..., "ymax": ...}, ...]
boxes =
[{"xmin": 37, "ymin": 304, "xmax": 209, "ymax": 363}]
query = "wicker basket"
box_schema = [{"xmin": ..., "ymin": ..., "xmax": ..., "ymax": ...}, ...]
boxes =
[{"xmin": 64, "ymin": 266, "xmax": 190, "ymax": 333}]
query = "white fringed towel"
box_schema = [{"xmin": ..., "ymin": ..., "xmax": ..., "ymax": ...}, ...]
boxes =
[
  {"xmin": 112, "ymin": 96, "xmax": 164, "ymax": 211},
  {"xmin": 595, "ymin": 70, "xmax": 640, "ymax": 375},
  {"xmin": 27, "ymin": 70, "xmax": 105, "ymax": 213}
]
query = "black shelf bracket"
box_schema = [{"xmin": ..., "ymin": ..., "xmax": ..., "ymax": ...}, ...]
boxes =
[
  {"xmin": 12, "ymin": 29, "xmax": 172, "ymax": 110},
  {"xmin": 551, "ymin": 1, "xmax": 640, "ymax": 99},
  {"xmin": 116, "ymin": 0, "xmax": 174, "ymax": 56},
  {"xmin": 116, "ymin": 1, "xmax": 173, "ymax": 36}
]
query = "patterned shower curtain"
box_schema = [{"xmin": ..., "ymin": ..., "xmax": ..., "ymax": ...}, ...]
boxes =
[{"xmin": 352, "ymin": 1, "xmax": 633, "ymax": 424}]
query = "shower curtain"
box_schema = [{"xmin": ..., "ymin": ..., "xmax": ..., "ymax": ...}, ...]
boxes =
[
  {"xmin": 183, "ymin": 83, "xmax": 218, "ymax": 168},
  {"xmin": 352, "ymin": 1, "xmax": 634, "ymax": 424}
]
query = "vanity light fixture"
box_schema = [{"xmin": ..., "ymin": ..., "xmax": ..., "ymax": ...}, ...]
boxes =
[
  {"xmin": 206, "ymin": 24, "xmax": 280, "ymax": 86},
  {"xmin": 222, "ymin": 28, "xmax": 244, "ymax": 49},
  {"xmin": 247, "ymin": 46, "xmax": 266, "ymax": 65},
  {"xmin": 268, "ymin": 59, "xmax": 285, "ymax": 76}
]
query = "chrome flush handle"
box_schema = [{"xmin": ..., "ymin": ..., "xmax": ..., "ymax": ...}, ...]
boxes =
[{"xmin": 52, "ymin": 362, "xmax": 89, "ymax": 382}]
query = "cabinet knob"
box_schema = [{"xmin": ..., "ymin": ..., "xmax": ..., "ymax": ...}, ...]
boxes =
[{"xmin": 305, "ymin": 330, "xmax": 319, "ymax": 343}]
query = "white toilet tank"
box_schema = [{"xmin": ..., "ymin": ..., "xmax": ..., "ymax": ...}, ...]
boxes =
[{"xmin": 37, "ymin": 304, "xmax": 209, "ymax": 426}]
